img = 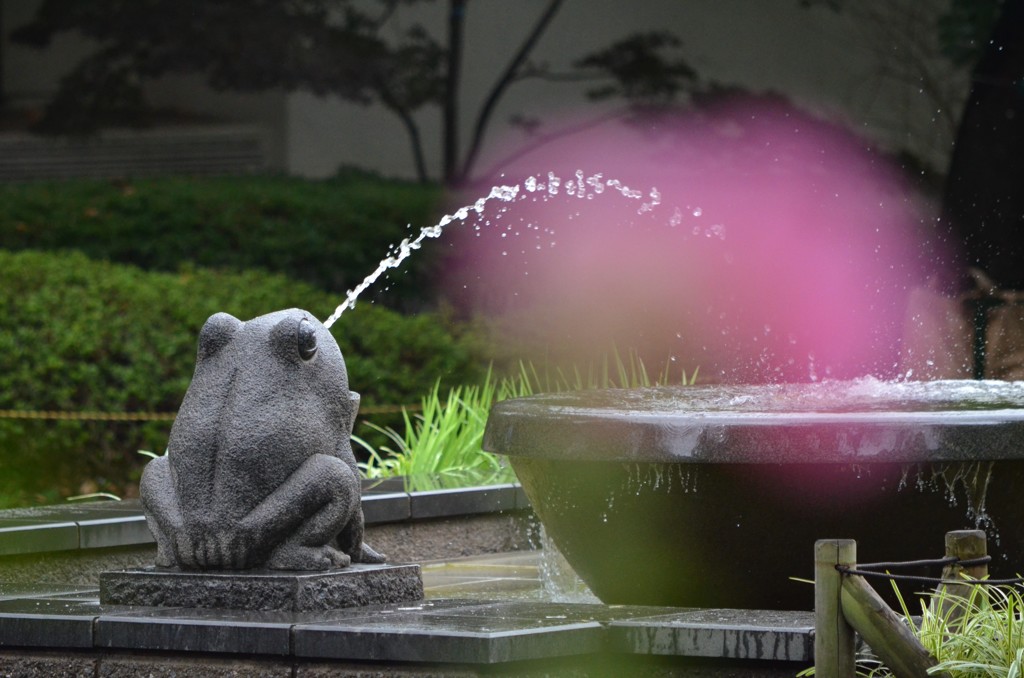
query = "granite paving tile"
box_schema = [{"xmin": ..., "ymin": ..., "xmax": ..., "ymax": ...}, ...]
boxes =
[
  {"xmin": 607, "ymin": 608, "xmax": 815, "ymax": 662},
  {"xmin": 361, "ymin": 492, "xmax": 411, "ymax": 524},
  {"xmin": 96, "ymin": 612, "xmax": 294, "ymax": 656},
  {"xmin": 410, "ymin": 485, "xmax": 518, "ymax": 520},
  {"xmin": 431, "ymin": 601, "xmax": 686, "ymax": 624},
  {"xmin": 0, "ymin": 583, "xmax": 98, "ymax": 602},
  {"xmin": 0, "ymin": 520, "xmax": 79, "ymax": 556},
  {"xmin": 78, "ymin": 515, "xmax": 153, "ymax": 549},
  {"xmin": 293, "ymin": 610, "xmax": 603, "ymax": 664},
  {"xmin": 0, "ymin": 597, "xmax": 129, "ymax": 648}
]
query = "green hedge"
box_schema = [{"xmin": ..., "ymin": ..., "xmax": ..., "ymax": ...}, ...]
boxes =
[
  {"xmin": 0, "ymin": 249, "xmax": 487, "ymax": 507},
  {"xmin": 0, "ymin": 171, "xmax": 445, "ymax": 309}
]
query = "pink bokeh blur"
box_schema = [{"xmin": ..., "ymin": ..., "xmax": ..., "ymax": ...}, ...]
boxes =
[{"xmin": 445, "ymin": 98, "xmax": 948, "ymax": 382}]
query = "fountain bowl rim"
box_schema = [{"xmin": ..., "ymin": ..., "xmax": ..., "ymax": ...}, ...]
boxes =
[{"xmin": 483, "ymin": 380, "xmax": 1024, "ymax": 464}]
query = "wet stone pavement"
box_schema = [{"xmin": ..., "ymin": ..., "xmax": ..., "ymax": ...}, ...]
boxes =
[{"xmin": 0, "ymin": 551, "xmax": 814, "ymax": 675}]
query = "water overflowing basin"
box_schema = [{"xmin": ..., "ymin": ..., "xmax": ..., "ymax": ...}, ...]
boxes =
[{"xmin": 483, "ymin": 379, "xmax": 1024, "ymax": 609}]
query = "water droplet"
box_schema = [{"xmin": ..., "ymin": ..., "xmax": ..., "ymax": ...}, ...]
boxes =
[
  {"xmin": 669, "ymin": 207, "xmax": 683, "ymax": 227},
  {"xmin": 489, "ymin": 184, "xmax": 520, "ymax": 202},
  {"xmin": 547, "ymin": 172, "xmax": 561, "ymax": 195}
]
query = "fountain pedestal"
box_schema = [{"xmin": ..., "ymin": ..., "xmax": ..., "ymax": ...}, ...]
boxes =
[{"xmin": 99, "ymin": 563, "xmax": 424, "ymax": 612}]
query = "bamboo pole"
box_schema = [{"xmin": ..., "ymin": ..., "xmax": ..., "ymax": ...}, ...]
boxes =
[
  {"xmin": 932, "ymin": 530, "xmax": 988, "ymax": 629},
  {"xmin": 840, "ymin": 574, "xmax": 950, "ymax": 678},
  {"xmin": 815, "ymin": 539, "xmax": 856, "ymax": 678}
]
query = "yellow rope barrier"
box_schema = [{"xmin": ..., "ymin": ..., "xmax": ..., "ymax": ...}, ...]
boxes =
[
  {"xmin": 0, "ymin": 403, "xmax": 422, "ymax": 422},
  {"xmin": 361, "ymin": 404, "xmax": 423, "ymax": 415},
  {"xmin": 0, "ymin": 410, "xmax": 177, "ymax": 422}
]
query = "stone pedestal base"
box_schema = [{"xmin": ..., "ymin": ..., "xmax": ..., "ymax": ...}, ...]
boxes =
[{"xmin": 99, "ymin": 563, "xmax": 423, "ymax": 612}]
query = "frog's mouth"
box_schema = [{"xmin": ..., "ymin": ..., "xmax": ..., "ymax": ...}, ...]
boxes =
[{"xmin": 348, "ymin": 392, "xmax": 361, "ymax": 434}]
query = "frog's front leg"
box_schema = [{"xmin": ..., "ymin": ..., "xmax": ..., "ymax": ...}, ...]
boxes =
[
  {"xmin": 240, "ymin": 452, "xmax": 359, "ymax": 570},
  {"xmin": 139, "ymin": 455, "xmax": 183, "ymax": 568}
]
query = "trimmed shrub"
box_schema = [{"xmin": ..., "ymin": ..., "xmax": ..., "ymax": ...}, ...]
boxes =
[
  {"xmin": 0, "ymin": 171, "xmax": 445, "ymax": 309},
  {"xmin": 0, "ymin": 250, "xmax": 487, "ymax": 507}
]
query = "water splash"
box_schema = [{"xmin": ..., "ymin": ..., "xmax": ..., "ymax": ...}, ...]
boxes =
[
  {"xmin": 323, "ymin": 170, "xmax": 685, "ymax": 328},
  {"xmin": 537, "ymin": 523, "xmax": 600, "ymax": 603},
  {"xmin": 898, "ymin": 460, "xmax": 995, "ymax": 530},
  {"xmin": 323, "ymin": 183, "xmax": 521, "ymax": 328}
]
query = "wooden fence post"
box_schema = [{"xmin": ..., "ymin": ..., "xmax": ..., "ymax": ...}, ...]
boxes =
[
  {"xmin": 815, "ymin": 539, "xmax": 856, "ymax": 678},
  {"xmin": 932, "ymin": 529, "xmax": 988, "ymax": 628},
  {"xmin": 841, "ymin": 574, "xmax": 950, "ymax": 678}
]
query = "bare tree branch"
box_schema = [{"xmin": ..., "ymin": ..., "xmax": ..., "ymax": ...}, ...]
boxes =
[
  {"xmin": 443, "ymin": 0, "xmax": 466, "ymax": 182},
  {"xmin": 470, "ymin": 107, "xmax": 625, "ymax": 185},
  {"xmin": 458, "ymin": 0, "xmax": 564, "ymax": 183}
]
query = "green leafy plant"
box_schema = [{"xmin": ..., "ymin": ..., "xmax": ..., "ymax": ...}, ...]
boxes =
[
  {"xmin": 912, "ymin": 581, "xmax": 1024, "ymax": 678},
  {"xmin": 521, "ymin": 347, "xmax": 699, "ymax": 392},
  {"xmin": 0, "ymin": 172, "xmax": 444, "ymax": 309},
  {"xmin": 357, "ymin": 351, "xmax": 698, "ymax": 491},
  {"xmin": 356, "ymin": 369, "xmax": 522, "ymax": 491},
  {"xmin": 800, "ymin": 579, "xmax": 1024, "ymax": 678},
  {"xmin": 0, "ymin": 249, "xmax": 489, "ymax": 508}
]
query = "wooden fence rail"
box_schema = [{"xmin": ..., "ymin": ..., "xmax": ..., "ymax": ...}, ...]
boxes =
[{"xmin": 814, "ymin": 530, "xmax": 987, "ymax": 678}]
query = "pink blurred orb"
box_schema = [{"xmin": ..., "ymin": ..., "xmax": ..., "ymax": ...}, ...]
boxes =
[{"xmin": 446, "ymin": 98, "xmax": 944, "ymax": 382}]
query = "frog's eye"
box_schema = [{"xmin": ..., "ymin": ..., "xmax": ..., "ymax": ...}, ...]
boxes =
[{"xmin": 297, "ymin": 318, "xmax": 317, "ymax": 361}]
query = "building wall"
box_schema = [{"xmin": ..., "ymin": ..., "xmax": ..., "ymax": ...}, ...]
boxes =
[
  {"xmin": 2, "ymin": 0, "xmax": 94, "ymax": 109},
  {"xmin": 144, "ymin": 75, "xmax": 289, "ymax": 171},
  {"xmin": 2, "ymin": 0, "xmax": 968, "ymax": 181},
  {"xmin": 283, "ymin": 0, "xmax": 967, "ymax": 181}
]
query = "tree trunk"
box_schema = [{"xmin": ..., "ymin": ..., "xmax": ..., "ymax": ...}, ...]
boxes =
[
  {"xmin": 0, "ymin": 0, "xmax": 6, "ymax": 108},
  {"xmin": 941, "ymin": 0, "xmax": 1024, "ymax": 291},
  {"xmin": 396, "ymin": 105, "xmax": 429, "ymax": 185},
  {"xmin": 458, "ymin": 0, "xmax": 564, "ymax": 185},
  {"xmin": 443, "ymin": 0, "xmax": 466, "ymax": 184}
]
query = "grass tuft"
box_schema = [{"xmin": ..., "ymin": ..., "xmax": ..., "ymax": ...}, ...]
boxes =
[
  {"xmin": 357, "ymin": 349, "xmax": 698, "ymax": 491},
  {"xmin": 800, "ymin": 578, "xmax": 1024, "ymax": 677}
]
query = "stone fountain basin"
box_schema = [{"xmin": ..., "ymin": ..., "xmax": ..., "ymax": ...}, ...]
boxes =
[{"xmin": 483, "ymin": 379, "xmax": 1024, "ymax": 610}]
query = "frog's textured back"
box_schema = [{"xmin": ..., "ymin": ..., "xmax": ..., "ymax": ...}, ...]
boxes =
[{"xmin": 168, "ymin": 309, "xmax": 354, "ymax": 522}]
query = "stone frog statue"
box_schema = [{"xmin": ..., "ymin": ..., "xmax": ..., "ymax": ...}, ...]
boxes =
[{"xmin": 140, "ymin": 308, "xmax": 385, "ymax": 570}]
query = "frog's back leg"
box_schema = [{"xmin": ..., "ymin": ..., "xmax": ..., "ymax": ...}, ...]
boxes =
[
  {"xmin": 139, "ymin": 456, "xmax": 183, "ymax": 568},
  {"xmin": 336, "ymin": 509, "xmax": 387, "ymax": 564},
  {"xmin": 241, "ymin": 452, "xmax": 359, "ymax": 570}
]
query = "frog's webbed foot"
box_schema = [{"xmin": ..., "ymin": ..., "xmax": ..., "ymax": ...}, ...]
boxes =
[
  {"xmin": 353, "ymin": 542, "xmax": 386, "ymax": 564},
  {"xmin": 154, "ymin": 550, "xmax": 176, "ymax": 568},
  {"xmin": 267, "ymin": 543, "xmax": 350, "ymax": 571}
]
